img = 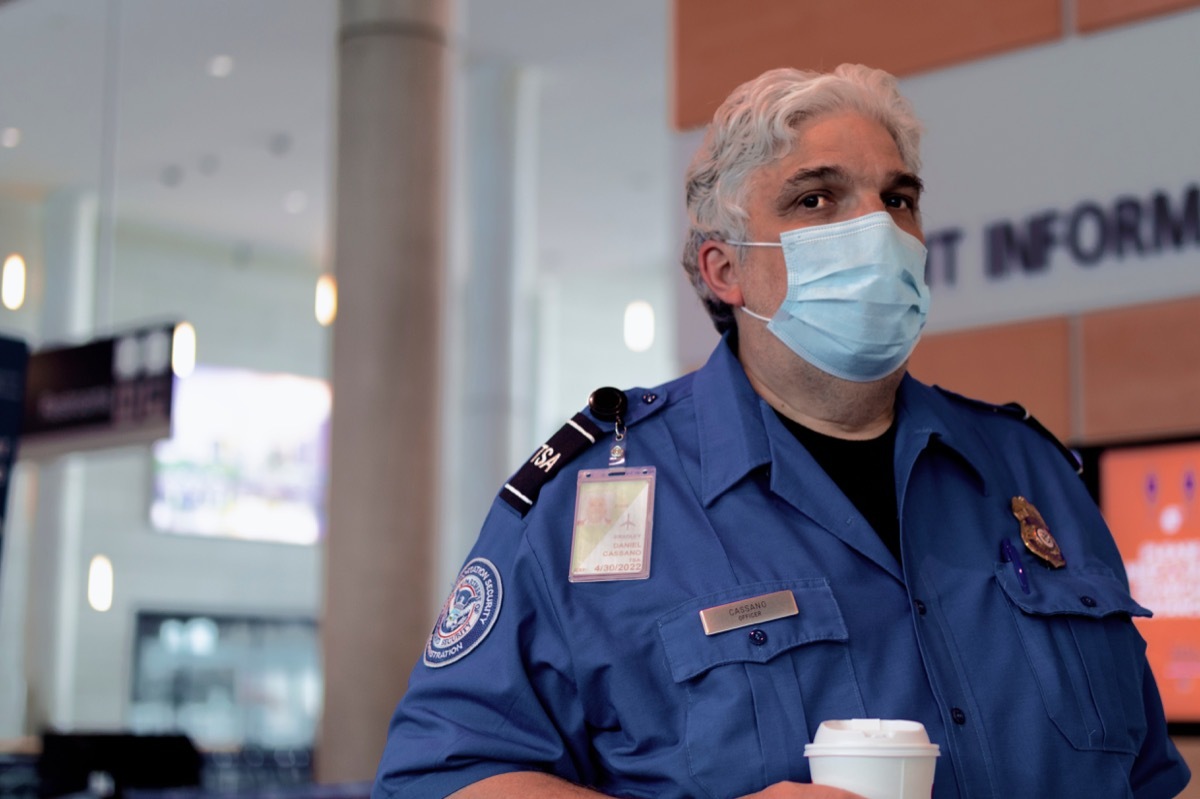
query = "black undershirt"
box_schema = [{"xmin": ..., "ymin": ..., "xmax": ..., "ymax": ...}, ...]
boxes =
[{"xmin": 775, "ymin": 411, "xmax": 902, "ymax": 564}]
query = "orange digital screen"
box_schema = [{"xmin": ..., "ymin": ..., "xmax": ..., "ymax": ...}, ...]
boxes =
[{"xmin": 1100, "ymin": 442, "xmax": 1200, "ymax": 722}]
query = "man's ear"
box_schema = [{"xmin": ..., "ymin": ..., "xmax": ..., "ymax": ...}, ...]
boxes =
[{"xmin": 697, "ymin": 240, "xmax": 745, "ymax": 307}]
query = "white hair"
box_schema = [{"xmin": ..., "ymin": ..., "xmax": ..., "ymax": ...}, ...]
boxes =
[{"xmin": 681, "ymin": 64, "xmax": 924, "ymax": 332}]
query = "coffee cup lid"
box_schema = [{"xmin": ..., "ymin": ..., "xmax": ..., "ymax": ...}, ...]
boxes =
[{"xmin": 803, "ymin": 719, "xmax": 940, "ymax": 758}]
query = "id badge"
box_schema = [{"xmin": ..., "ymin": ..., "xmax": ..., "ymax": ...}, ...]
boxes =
[{"xmin": 569, "ymin": 466, "xmax": 656, "ymax": 582}]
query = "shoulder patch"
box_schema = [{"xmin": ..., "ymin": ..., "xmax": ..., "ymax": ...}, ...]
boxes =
[
  {"xmin": 500, "ymin": 412, "xmax": 603, "ymax": 516},
  {"xmin": 933, "ymin": 387, "xmax": 1083, "ymax": 476},
  {"xmin": 425, "ymin": 558, "xmax": 503, "ymax": 668}
]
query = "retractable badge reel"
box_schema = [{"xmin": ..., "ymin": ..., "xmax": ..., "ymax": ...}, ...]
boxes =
[{"xmin": 568, "ymin": 387, "xmax": 656, "ymax": 582}]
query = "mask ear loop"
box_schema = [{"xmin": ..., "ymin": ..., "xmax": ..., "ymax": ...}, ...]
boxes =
[
  {"xmin": 719, "ymin": 236, "xmax": 781, "ymax": 324},
  {"xmin": 739, "ymin": 305, "xmax": 772, "ymax": 323}
]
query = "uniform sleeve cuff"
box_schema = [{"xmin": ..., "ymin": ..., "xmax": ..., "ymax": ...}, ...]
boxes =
[{"xmin": 373, "ymin": 761, "xmax": 538, "ymax": 799}]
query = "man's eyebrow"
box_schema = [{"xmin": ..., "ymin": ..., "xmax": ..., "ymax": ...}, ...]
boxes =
[
  {"xmin": 887, "ymin": 171, "xmax": 925, "ymax": 195},
  {"xmin": 774, "ymin": 166, "xmax": 848, "ymax": 212}
]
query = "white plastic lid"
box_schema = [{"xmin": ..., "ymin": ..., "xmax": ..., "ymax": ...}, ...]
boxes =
[{"xmin": 804, "ymin": 719, "xmax": 940, "ymax": 759}]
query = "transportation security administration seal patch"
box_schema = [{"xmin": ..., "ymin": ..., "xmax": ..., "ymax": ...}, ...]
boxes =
[{"xmin": 424, "ymin": 557, "xmax": 503, "ymax": 668}]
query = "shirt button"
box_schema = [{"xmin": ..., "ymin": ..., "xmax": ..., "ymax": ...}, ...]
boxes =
[
  {"xmin": 951, "ymin": 707, "xmax": 967, "ymax": 725},
  {"xmin": 1080, "ymin": 595, "xmax": 1097, "ymax": 608},
  {"xmin": 748, "ymin": 629, "xmax": 768, "ymax": 646},
  {"xmin": 914, "ymin": 600, "xmax": 927, "ymax": 616},
  {"xmin": 642, "ymin": 392, "xmax": 658, "ymax": 404}
]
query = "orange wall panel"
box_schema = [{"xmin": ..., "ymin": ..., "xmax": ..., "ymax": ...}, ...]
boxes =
[
  {"xmin": 1076, "ymin": 0, "xmax": 1200, "ymax": 33},
  {"xmin": 673, "ymin": 0, "xmax": 1062, "ymax": 130},
  {"xmin": 1080, "ymin": 297, "xmax": 1200, "ymax": 442},
  {"xmin": 907, "ymin": 318, "xmax": 1072, "ymax": 440}
]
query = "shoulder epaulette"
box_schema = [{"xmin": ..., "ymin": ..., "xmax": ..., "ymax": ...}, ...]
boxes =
[
  {"xmin": 999, "ymin": 401, "xmax": 1084, "ymax": 476},
  {"xmin": 933, "ymin": 387, "xmax": 1083, "ymax": 477},
  {"xmin": 500, "ymin": 412, "xmax": 602, "ymax": 516},
  {"xmin": 499, "ymin": 386, "xmax": 669, "ymax": 517}
]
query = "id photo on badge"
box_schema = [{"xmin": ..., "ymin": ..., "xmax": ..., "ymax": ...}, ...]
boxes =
[{"xmin": 569, "ymin": 467, "xmax": 656, "ymax": 582}]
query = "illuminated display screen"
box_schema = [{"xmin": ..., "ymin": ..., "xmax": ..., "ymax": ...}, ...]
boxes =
[
  {"xmin": 1100, "ymin": 441, "xmax": 1200, "ymax": 723},
  {"xmin": 151, "ymin": 365, "xmax": 330, "ymax": 545}
]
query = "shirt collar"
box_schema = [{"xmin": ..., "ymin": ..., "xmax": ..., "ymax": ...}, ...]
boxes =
[
  {"xmin": 894, "ymin": 374, "xmax": 990, "ymax": 493},
  {"xmin": 693, "ymin": 334, "xmax": 774, "ymax": 506},
  {"xmin": 693, "ymin": 335, "xmax": 991, "ymax": 505}
]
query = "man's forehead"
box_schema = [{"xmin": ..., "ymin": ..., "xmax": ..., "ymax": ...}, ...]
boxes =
[
  {"xmin": 785, "ymin": 112, "xmax": 903, "ymax": 156},
  {"xmin": 758, "ymin": 122, "xmax": 915, "ymax": 185}
]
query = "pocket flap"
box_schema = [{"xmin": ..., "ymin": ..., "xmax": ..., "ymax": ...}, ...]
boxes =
[
  {"xmin": 657, "ymin": 579, "xmax": 848, "ymax": 683},
  {"xmin": 995, "ymin": 562, "xmax": 1151, "ymax": 619}
]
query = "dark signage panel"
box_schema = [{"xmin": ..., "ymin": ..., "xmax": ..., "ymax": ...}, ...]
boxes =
[
  {"xmin": 0, "ymin": 334, "xmax": 30, "ymax": 594},
  {"xmin": 21, "ymin": 323, "xmax": 176, "ymax": 459}
]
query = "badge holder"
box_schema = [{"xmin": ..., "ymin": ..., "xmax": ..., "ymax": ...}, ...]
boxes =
[{"xmin": 569, "ymin": 388, "xmax": 656, "ymax": 583}]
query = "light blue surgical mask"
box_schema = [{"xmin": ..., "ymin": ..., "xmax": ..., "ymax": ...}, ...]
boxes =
[{"xmin": 728, "ymin": 211, "xmax": 930, "ymax": 382}]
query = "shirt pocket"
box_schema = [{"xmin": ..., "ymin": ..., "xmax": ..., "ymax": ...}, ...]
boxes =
[
  {"xmin": 995, "ymin": 561, "xmax": 1151, "ymax": 755},
  {"xmin": 656, "ymin": 579, "xmax": 859, "ymax": 799}
]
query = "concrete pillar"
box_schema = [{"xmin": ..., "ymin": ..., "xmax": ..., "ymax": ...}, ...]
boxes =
[
  {"xmin": 18, "ymin": 190, "xmax": 99, "ymax": 734},
  {"xmin": 320, "ymin": 0, "xmax": 452, "ymax": 782}
]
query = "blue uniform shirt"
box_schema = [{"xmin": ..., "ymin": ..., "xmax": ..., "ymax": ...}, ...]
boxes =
[{"xmin": 374, "ymin": 337, "xmax": 1191, "ymax": 799}]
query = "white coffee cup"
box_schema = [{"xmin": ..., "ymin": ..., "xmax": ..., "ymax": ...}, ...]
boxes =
[{"xmin": 804, "ymin": 719, "xmax": 940, "ymax": 799}]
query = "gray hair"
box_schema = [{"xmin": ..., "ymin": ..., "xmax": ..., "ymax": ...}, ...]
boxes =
[{"xmin": 681, "ymin": 64, "xmax": 924, "ymax": 333}]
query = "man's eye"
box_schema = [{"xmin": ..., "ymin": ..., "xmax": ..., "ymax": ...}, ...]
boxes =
[
  {"xmin": 885, "ymin": 195, "xmax": 916, "ymax": 210},
  {"xmin": 798, "ymin": 194, "xmax": 828, "ymax": 209}
]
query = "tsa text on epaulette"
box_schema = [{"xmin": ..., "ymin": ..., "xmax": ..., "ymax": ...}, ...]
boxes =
[{"xmin": 501, "ymin": 412, "xmax": 604, "ymax": 516}]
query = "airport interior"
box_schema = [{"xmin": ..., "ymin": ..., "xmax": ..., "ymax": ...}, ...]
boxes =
[{"xmin": 0, "ymin": 0, "xmax": 1199, "ymax": 796}]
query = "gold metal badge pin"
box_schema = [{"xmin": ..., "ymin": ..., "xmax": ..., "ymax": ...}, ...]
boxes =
[{"xmin": 1011, "ymin": 496, "xmax": 1065, "ymax": 568}]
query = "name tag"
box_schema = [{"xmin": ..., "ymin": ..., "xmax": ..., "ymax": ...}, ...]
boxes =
[{"xmin": 699, "ymin": 590, "xmax": 799, "ymax": 635}]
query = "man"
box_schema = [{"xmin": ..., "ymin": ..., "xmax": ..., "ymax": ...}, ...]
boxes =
[{"xmin": 373, "ymin": 65, "xmax": 1191, "ymax": 798}]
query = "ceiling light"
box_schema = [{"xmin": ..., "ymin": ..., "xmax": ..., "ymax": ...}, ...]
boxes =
[
  {"xmin": 624, "ymin": 301, "xmax": 655, "ymax": 352},
  {"xmin": 172, "ymin": 322, "xmax": 196, "ymax": 378},
  {"xmin": 160, "ymin": 164, "xmax": 183, "ymax": 187},
  {"xmin": 2, "ymin": 254, "xmax": 25, "ymax": 310},
  {"xmin": 268, "ymin": 132, "xmax": 292, "ymax": 157},
  {"xmin": 197, "ymin": 153, "xmax": 220, "ymax": 176},
  {"xmin": 315, "ymin": 274, "xmax": 337, "ymax": 326},
  {"xmin": 87, "ymin": 555, "xmax": 114, "ymax": 612},
  {"xmin": 0, "ymin": 128, "xmax": 19, "ymax": 148},
  {"xmin": 208, "ymin": 54, "xmax": 234, "ymax": 78},
  {"xmin": 284, "ymin": 190, "xmax": 307, "ymax": 214}
]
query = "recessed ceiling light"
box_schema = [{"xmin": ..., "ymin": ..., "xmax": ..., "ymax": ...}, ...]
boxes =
[
  {"xmin": 207, "ymin": 54, "xmax": 234, "ymax": 78},
  {"xmin": 197, "ymin": 153, "xmax": 220, "ymax": 176},
  {"xmin": 160, "ymin": 164, "xmax": 183, "ymax": 187},
  {"xmin": 0, "ymin": 128, "xmax": 19, "ymax": 148},
  {"xmin": 268, "ymin": 132, "xmax": 292, "ymax": 157},
  {"xmin": 284, "ymin": 190, "xmax": 307, "ymax": 214}
]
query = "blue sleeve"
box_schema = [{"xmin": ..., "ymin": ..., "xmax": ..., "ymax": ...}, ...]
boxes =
[
  {"xmin": 372, "ymin": 500, "xmax": 589, "ymax": 799},
  {"xmin": 1130, "ymin": 664, "xmax": 1191, "ymax": 798}
]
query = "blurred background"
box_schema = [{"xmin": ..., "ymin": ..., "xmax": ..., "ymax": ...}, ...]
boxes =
[{"xmin": 0, "ymin": 0, "xmax": 1198, "ymax": 795}]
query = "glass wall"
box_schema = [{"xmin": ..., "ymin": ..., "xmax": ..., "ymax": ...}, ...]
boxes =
[
  {"xmin": 0, "ymin": 0, "xmax": 336, "ymax": 750},
  {"xmin": 130, "ymin": 612, "xmax": 320, "ymax": 751},
  {"xmin": 0, "ymin": 0, "xmax": 679, "ymax": 767}
]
